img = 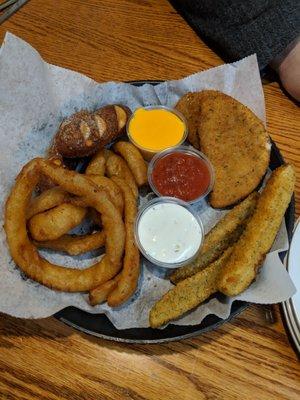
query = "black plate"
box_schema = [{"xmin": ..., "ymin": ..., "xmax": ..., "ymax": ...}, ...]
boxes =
[{"xmin": 55, "ymin": 81, "xmax": 295, "ymax": 343}]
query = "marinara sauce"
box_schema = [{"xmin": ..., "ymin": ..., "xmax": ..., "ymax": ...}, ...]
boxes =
[{"xmin": 151, "ymin": 152, "xmax": 211, "ymax": 202}]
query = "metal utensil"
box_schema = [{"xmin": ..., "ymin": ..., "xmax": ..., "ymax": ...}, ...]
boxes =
[
  {"xmin": 0, "ymin": 0, "xmax": 17, "ymax": 12},
  {"xmin": 282, "ymin": 218, "xmax": 300, "ymax": 355},
  {"xmin": 263, "ymin": 305, "xmax": 277, "ymax": 324},
  {"xmin": 0, "ymin": 0, "xmax": 30, "ymax": 24}
]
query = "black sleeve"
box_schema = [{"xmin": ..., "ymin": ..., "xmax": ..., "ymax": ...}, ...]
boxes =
[{"xmin": 169, "ymin": 0, "xmax": 300, "ymax": 71}]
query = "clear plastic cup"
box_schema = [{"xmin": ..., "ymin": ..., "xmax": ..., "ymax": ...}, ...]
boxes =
[
  {"xmin": 126, "ymin": 106, "xmax": 187, "ymax": 161},
  {"xmin": 134, "ymin": 197, "xmax": 204, "ymax": 268},
  {"xmin": 148, "ymin": 146, "xmax": 215, "ymax": 204}
]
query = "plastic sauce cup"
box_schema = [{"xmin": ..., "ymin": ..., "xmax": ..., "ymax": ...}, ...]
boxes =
[
  {"xmin": 127, "ymin": 106, "xmax": 187, "ymax": 161},
  {"xmin": 134, "ymin": 197, "xmax": 204, "ymax": 268},
  {"xmin": 148, "ymin": 146, "xmax": 215, "ymax": 204}
]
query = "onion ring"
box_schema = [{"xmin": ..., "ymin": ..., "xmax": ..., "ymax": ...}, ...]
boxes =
[
  {"xmin": 28, "ymin": 203, "xmax": 87, "ymax": 241},
  {"xmin": 89, "ymin": 273, "xmax": 121, "ymax": 305},
  {"xmin": 107, "ymin": 177, "xmax": 140, "ymax": 307},
  {"xmin": 27, "ymin": 174, "xmax": 124, "ymax": 240},
  {"xmin": 113, "ymin": 141, "xmax": 148, "ymax": 186},
  {"xmin": 5, "ymin": 158, "xmax": 125, "ymax": 292},
  {"xmin": 85, "ymin": 149, "xmax": 107, "ymax": 176},
  {"xmin": 87, "ymin": 175, "xmax": 124, "ymax": 215},
  {"xmin": 35, "ymin": 231, "xmax": 105, "ymax": 256},
  {"xmin": 106, "ymin": 152, "xmax": 138, "ymax": 199},
  {"xmin": 26, "ymin": 187, "xmax": 69, "ymax": 220}
]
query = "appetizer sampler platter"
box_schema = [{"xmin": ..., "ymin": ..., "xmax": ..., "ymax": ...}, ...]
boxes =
[
  {"xmin": 3, "ymin": 79, "xmax": 295, "ymax": 344},
  {"xmin": 54, "ymin": 138, "xmax": 294, "ymax": 343}
]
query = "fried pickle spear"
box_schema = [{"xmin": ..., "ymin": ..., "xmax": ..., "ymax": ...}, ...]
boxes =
[
  {"xmin": 5, "ymin": 158, "xmax": 125, "ymax": 292},
  {"xmin": 170, "ymin": 192, "xmax": 258, "ymax": 284},
  {"xmin": 28, "ymin": 203, "xmax": 87, "ymax": 241},
  {"xmin": 35, "ymin": 231, "xmax": 105, "ymax": 256},
  {"xmin": 113, "ymin": 141, "xmax": 148, "ymax": 186},
  {"xmin": 218, "ymin": 164, "xmax": 295, "ymax": 296},
  {"xmin": 150, "ymin": 248, "xmax": 233, "ymax": 328},
  {"xmin": 107, "ymin": 177, "xmax": 140, "ymax": 307},
  {"xmin": 106, "ymin": 152, "xmax": 138, "ymax": 198}
]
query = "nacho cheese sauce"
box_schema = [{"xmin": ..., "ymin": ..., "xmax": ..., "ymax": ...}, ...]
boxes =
[
  {"xmin": 128, "ymin": 108, "xmax": 185, "ymax": 151},
  {"xmin": 152, "ymin": 152, "xmax": 211, "ymax": 202},
  {"xmin": 137, "ymin": 202, "xmax": 202, "ymax": 264}
]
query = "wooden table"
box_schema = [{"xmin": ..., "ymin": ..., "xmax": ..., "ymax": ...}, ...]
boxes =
[{"xmin": 0, "ymin": 1, "xmax": 299, "ymax": 399}]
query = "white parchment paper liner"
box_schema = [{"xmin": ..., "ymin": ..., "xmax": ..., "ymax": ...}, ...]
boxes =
[{"xmin": 0, "ymin": 33, "xmax": 296, "ymax": 329}]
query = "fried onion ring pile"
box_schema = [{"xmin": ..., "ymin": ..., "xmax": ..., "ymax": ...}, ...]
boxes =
[{"xmin": 5, "ymin": 158, "xmax": 125, "ymax": 292}]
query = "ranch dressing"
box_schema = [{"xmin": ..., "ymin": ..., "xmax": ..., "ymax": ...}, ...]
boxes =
[{"xmin": 137, "ymin": 202, "xmax": 203, "ymax": 266}]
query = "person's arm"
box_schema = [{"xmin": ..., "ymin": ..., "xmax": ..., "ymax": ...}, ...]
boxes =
[
  {"xmin": 270, "ymin": 36, "xmax": 300, "ymax": 101},
  {"xmin": 170, "ymin": 0, "xmax": 300, "ymax": 100}
]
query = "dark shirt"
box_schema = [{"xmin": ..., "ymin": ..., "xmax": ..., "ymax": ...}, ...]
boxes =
[{"xmin": 169, "ymin": 0, "xmax": 300, "ymax": 70}]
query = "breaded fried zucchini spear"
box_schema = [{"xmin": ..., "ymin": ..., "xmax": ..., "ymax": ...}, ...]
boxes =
[
  {"xmin": 218, "ymin": 164, "xmax": 295, "ymax": 296},
  {"xmin": 170, "ymin": 192, "xmax": 258, "ymax": 284},
  {"xmin": 150, "ymin": 248, "xmax": 233, "ymax": 328}
]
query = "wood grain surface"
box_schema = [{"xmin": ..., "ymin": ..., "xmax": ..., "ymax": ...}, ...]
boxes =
[{"xmin": 0, "ymin": 1, "xmax": 299, "ymax": 399}]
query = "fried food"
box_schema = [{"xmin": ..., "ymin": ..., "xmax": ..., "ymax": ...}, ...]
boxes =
[
  {"xmin": 175, "ymin": 90, "xmax": 270, "ymax": 208},
  {"xmin": 87, "ymin": 174, "xmax": 124, "ymax": 215},
  {"xmin": 150, "ymin": 248, "xmax": 233, "ymax": 328},
  {"xmin": 85, "ymin": 149, "xmax": 107, "ymax": 176},
  {"xmin": 89, "ymin": 273, "xmax": 121, "ymax": 306},
  {"xmin": 28, "ymin": 173, "xmax": 124, "ymax": 240},
  {"xmin": 26, "ymin": 187, "xmax": 69, "ymax": 219},
  {"xmin": 106, "ymin": 152, "xmax": 138, "ymax": 198},
  {"xmin": 36, "ymin": 155, "xmax": 65, "ymax": 192},
  {"xmin": 175, "ymin": 91, "xmax": 210, "ymax": 149},
  {"xmin": 113, "ymin": 141, "xmax": 148, "ymax": 186},
  {"xmin": 218, "ymin": 164, "xmax": 295, "ymax": 296},
  {"xmin": 28, "ymin": 203, "xmax": 87, "ymax": 241},
  {"xmin": 197, "ymin": 90, "xmax": 270, "ymax": 208},
  {"xmin": 52, "ymin": 105, "xmax": 131, "ymax": 158},
  {"xmin": 170, "ymin": 192, "xmax": 258, "ymax": 284},
  {"xmin": 106, "ymin": 177, "xmax": 140, "ymax": 307},
  {"xmin": 35, "ymin": 231, "xmax": 105, "ymax": 256},
  {"xmin": 4, "ymin": 158, "xmax": 125, "ymax": 292}
]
